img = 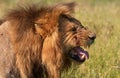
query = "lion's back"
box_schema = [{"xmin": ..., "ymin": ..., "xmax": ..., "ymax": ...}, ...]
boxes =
[{"xmin": 0, "ymin": 22, "xmax": 14, "ymax": 78}]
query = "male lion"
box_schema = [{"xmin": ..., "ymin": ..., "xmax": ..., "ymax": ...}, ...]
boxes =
[{"xmin": 0, "ymin": 2, "xmax": 96, "ymax": 78}]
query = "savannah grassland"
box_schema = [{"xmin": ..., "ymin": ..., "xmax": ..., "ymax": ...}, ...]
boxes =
[{"xmin": 0, "ymin": 0, "xmax": 120, "ymax": 78}]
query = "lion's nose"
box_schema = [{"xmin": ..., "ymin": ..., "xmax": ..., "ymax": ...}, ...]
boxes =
[{"xmin": 88, "ymin": 33, "xmax": 96, "ymax": 40}]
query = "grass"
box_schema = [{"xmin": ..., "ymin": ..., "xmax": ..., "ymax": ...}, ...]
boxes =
[{"xmin": 0, "ymin": 0, "xmax": 120, "ymax": 78}]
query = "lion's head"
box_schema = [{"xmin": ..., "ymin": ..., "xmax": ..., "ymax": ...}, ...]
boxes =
[
  {"xmin": 33, "ymin": 2, "xmax": 96, "ymax": 63},
  {"xmin": 59, "ymin": 14, "xmax": 96, "ymax": 63}
]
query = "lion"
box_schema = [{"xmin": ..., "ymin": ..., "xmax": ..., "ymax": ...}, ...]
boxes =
[{"xmin": 0, "ymin": 2, "xmax": 96, "ymax": 78}]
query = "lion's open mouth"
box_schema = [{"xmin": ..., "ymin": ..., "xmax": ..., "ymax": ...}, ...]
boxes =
[{"xmin": 69, "ymin": 46, "xmax": 89, "ymax": 63}]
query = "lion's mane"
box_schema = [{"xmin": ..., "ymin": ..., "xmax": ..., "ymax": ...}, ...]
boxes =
[{"xmin": 0, "ymin": 2, "xmax": 76, "ymax": 78}]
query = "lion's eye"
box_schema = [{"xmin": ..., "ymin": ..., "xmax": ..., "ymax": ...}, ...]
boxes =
[{"xmin": 71, "ymin": 26, "xmax": 77, "ymax": 31}]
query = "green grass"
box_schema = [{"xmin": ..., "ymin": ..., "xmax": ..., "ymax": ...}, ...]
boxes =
[{"xmin": 0, "ymin": 0, "xmax": 120, "ymax": 78}]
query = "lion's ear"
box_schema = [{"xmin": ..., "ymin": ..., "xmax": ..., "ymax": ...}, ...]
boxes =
[
  {"xmin": 34, "ymin": 23, "xmax": 47, "ymax": 38},
  {"xmin": 53, "ymin": 2, "xmax": 77, "ymax": 15}
]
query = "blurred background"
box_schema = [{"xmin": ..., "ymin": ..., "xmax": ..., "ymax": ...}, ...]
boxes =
[{"xmin": 0, "ymin": 0, "xmax": 120, "ymax": 78}]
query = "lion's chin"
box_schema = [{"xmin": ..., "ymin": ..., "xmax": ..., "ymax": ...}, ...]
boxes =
[{"xmin": 69, "ymin": 46, "xmax": 89, "ymax": 63}]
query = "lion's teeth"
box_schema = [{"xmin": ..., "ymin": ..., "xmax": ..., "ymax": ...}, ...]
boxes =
[{"xmin": 81, "ymin": 54, "xmax": 85, "ymax": 59}]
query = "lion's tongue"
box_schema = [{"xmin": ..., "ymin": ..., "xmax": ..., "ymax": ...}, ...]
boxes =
[
  {"xmin": 69, "ymin": 46, "xmax": 89, "ymax": 62},
  {"xmin": 75, "ymin": 47, "xmax": 89, "ymax": 59}
]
